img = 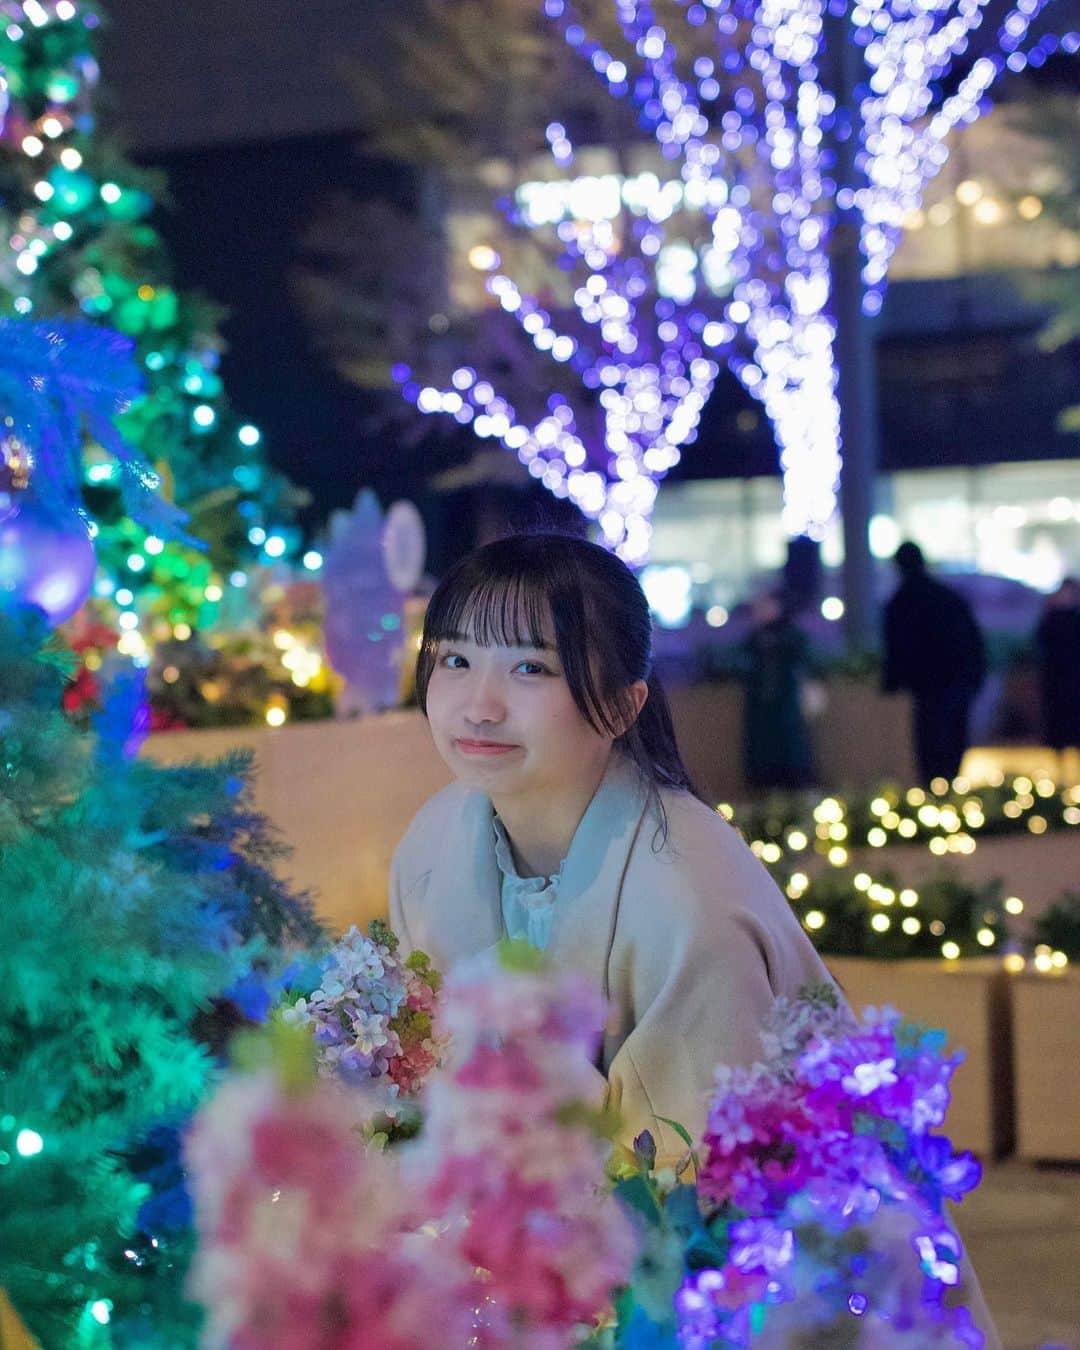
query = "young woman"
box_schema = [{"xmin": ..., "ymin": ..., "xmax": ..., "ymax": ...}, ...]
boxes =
[
  {"xmin": 389, "ymin": 531, "xmax": 1002, "ymax": 1347},
  {"xmin": 389, "ymin": 531, "xmax": 833, "ymax": 1157}
]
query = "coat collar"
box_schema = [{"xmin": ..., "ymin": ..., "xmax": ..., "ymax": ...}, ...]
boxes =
[{"xmin": 420, "ymin": 752, "xmax": 652, "ymax": 990}]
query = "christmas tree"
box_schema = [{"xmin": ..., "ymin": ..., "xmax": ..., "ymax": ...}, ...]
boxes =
[
  {"xmin": 0, "ymin": 1, "xmax": 307, "ymax": 680},
  {"xmin": 0, "ymin": 599, "xmax": 323, "ymax": 1347}
]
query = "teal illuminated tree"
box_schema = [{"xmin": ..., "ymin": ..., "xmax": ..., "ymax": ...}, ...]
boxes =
[
  {"xmin": 0, "ymin": 1, "xmax": 302, "ymax": 656},
  {"xmin": 0, "ymin": 602, "xmax": 323, "ymax": 1347}
]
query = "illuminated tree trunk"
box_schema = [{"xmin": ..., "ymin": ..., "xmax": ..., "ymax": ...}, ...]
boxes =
[{"xmin": 827, "ymin": 4, "xmax": 881, "ymax": 653}]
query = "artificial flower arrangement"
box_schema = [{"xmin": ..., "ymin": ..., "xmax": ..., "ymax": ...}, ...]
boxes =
[
  {"xmin": 278, "ymin": 919, "xmax": 445, "ymax": 1139},
  {"xmin": 603, "ymin": 985, "xmax": 983, "ymax": 1348},
  {"xmin": 185, "ymin": 931, "xmax": 985, "ymax": 1348},
  {"xmin": 186, "ymin": 942, "xmax": 636, "ymax": 1347}
]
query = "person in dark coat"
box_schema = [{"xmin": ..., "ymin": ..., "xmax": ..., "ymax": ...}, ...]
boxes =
[
  {"xmin": 742, "ymin": 591, "xmax": 816, "ymax": 791},
  {"xmin": 882, "ymin": 542, "xmax": 986, "ymax": 785},
  {"xmin": 1034, "ymin": 576, "xmax": 1080, "ymax": 756}
]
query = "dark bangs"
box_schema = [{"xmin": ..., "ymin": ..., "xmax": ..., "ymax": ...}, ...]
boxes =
[{"xmin": 415, "ymin": 535, "xmax": 627, "ymax": 737}]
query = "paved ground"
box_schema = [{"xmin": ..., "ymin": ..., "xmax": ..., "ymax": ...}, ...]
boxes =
[{"xmin": 958, "ymin": 1162, "xmax": 1080, "ymax": 1349}]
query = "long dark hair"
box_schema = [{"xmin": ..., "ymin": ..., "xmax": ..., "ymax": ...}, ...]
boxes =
[{"xmin": 415, "ymin": 533, "xmax": 702, "ymax": 833}]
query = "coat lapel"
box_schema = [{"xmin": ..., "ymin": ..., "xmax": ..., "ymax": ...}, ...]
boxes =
[
  {"xmin": 419, "ymin": 788, "xmax": 503, "ymax": 966},
  {"xmin": 419, "ymin": 753, "xmax": 650, "ymax": 988},
  {"xmin": 546, "ymin": 755, "xmax": 651, "ymax": 998}
]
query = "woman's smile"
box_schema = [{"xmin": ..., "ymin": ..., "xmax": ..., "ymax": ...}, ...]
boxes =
[{"xmin": 454, "ymin": 737, "xmax": 522, "ymax": 757}]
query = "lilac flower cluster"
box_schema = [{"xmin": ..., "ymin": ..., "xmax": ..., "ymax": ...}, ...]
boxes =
[
  {"xmin": 281, "ymin": 921, "xmax": 443, "ymax": 1108},
  {"xmin": 678, "ymin": 988, "xmax": 984, "ymax": 1348}
]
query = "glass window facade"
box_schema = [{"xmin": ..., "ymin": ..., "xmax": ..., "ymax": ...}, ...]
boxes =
[{"xmin": 648, "ymin": 459, "xmax": 1080, "ymax": 613}]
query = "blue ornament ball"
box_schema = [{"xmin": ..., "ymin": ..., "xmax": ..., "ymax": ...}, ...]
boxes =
[{"xmin": 0, "ymin": 495, "xmax": 97, "ymax": 624}]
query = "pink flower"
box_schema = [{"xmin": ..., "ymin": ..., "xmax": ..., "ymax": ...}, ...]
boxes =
[
  {"xmin": 409, "ymin": 952, "xmax": 637, "ymax": 1339},
  {"xmin": 186, "ymin": 1071, "xmax": 473, "ymax": 1349}
]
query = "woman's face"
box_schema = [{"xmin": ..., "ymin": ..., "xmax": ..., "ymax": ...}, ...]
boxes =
[{"xmin": 424, "ymin": 623, "xmax": 616, "ymax": 806}]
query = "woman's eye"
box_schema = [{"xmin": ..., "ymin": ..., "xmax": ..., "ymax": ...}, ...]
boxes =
[
  {"xmin": 514, "ymin": 661, "xmax": 550, "ymax": 676},
  {"xmin": 440, "ymin": 653, "xmax": 468, "ymax": 670}
]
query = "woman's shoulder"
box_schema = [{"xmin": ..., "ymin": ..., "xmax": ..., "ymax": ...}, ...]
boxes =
[
  {"xmin": 619, "ymin": 787, "xmax": 829, "ymax": 989},
  {"xmin": 629, "ymin": 784, "xmax": 789, "ymax": 922},
  {"xmin": 392, "ymin": 781, "xmax": 478, "ymax": 880},
  {"xmin": 656, "ymin": 784, "xmax": 747, "ymax": 859}
]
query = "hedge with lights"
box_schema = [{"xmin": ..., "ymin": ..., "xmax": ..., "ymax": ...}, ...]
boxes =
[
  {"xmin": 780, "ymin": 868, "xmax": 1009, "ymax": 962},
  {"xmin": 731, "ymin": 775, "xmax": 1080, "ymax": 859},
  {"xmin": 720, "ymin": 779, "xmax": 1078, "ymax": 965},
  {"xmin": 1030, "ymin": 892, "xmax": 1080, "ymax": 961}
]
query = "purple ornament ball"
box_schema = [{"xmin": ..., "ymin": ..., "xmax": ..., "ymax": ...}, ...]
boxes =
[{"xmin": 0, "ymin": 496, "xmax": 97, "ymax": 624}]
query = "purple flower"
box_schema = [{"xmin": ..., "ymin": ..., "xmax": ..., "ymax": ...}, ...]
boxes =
[{"xmin": 729, "ymin": 1218, "xmax": 795, "ymax": 1275}]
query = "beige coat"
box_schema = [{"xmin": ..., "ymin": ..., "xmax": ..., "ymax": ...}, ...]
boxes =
[
  {"xmin": 389, "ymin": 751, "xmax": 1001, "ymax": 1346},
  {"xmin": 389, "ymin": 751, "xmax": 834, "ymax": 1158}
]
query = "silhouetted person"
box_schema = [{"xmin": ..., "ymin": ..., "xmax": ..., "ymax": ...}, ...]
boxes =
[
  {"xmin": 883, "ymin": 542, "xmax": 986, "ymax": 785},
  {"xmin": 743, "ymin": 591, "xmax": 816, "ymax": 790},
  {"xmin": 1034, "ymin": 576, "xmax": 1080, "ymax": 757}
]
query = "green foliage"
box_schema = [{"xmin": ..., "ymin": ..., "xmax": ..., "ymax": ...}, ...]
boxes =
[
  {"xmin": 0, "ymin": 606, "xmax": 322, "ymax": 1346},
  {"xmin": 737, "ymin": 776, "xmax": 1078, "ymax": 851},
  {"xmin": 606, "ymin": 1160, "xmax": 730, "ymax": 1346},
  {"xmin": 497, "ymin": 936, "xmax": 549, "ymax": 973},
  {"xmin": 784, "ymin": 869, "xmax": 1008, "ymax": 961},
  {"xmin": 1030, "ymin": 891, "xmax": 1080, "ymax": 959},
  {"xmin": 721, "ymin": 777, "xmax": 1080, "ymax": 960}
]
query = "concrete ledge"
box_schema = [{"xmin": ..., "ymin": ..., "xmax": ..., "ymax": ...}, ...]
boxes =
[
  {"xmin": 142, "ymin": 712, "xmax": 451, "ymax": 933},
  {"xmin": 1012, "ymin": 973, "xmax": 1080, "ymax": 1162}
]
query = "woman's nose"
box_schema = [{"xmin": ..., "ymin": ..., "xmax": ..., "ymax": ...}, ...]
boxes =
[{"xmin": 463, "ymin": 671, "xmax": 506, "ymax": 725}]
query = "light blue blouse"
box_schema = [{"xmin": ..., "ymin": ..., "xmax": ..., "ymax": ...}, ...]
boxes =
[{"xmin": 492, "ymin": 816, "xmax": 562, "ymax": 950}]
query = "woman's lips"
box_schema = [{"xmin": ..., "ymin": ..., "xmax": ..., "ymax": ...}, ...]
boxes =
[{"xmin": 454, "ymin": 738, "xmax": 521, "ymax": 756}]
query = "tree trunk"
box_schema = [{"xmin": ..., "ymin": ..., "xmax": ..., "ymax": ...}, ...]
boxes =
[{"xmin": 825, "ymin": 5, "xmax": 882, "ymax": 653}]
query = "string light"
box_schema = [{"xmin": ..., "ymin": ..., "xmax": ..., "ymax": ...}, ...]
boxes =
[
  {"xmin": 726, "ymin": 774, "xmax": 1080, "ymax": 962},
  {"xmin": 15, "ymin": 1128, "xmax": 43, "ymax": 1156}
]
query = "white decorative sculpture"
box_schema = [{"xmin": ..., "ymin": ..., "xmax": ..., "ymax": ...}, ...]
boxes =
[{"xmin": 322, "ymin": 490, "xmax": 426, "ymax": 716}]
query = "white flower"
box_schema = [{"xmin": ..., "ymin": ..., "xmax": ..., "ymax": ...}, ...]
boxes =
[{"xmin": 842, "ymin": 1058, "xmax": 898, "ymax": 1097}]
